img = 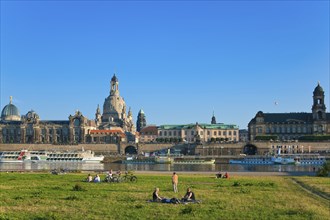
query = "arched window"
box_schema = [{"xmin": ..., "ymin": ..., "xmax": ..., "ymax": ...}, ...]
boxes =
[{"xmin": 74, "ymin": 119, "xmax": 80, "ymax": 127}]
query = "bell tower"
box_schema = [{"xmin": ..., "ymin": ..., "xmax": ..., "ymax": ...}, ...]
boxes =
[
  {"xmin": 312, "ymin": 82, "xmax": 326, "ymax": 121},
  {"xmin": 95, "ymin": 104, "xmax": 102, "ymax": 126}
]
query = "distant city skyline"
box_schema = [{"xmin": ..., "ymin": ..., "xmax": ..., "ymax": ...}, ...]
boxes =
[{"xmin": 1, "ymin": 1, "xmax": 329, "ymax": 129}]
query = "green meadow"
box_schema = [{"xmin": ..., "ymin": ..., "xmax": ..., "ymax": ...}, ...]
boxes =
[{"xmin": 0, "ymin": 172, "xmax": 329, "ymax": 220}]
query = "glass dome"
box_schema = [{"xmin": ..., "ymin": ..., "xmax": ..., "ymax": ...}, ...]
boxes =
[{"xmin": 1, "ymin": 96, "xmax": 21, "ymax": 121}]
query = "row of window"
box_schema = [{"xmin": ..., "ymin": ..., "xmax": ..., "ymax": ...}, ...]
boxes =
[
  {"xmin": 91, "ymin": 132, "xmax": 121, "ymax": 135},
  {"xmin": 1, "ymin": 128, "xmax": 69, "ymax": 135},
  {"xmin": 258, "ymin": 126, "xmax": 312, "ymax": 134},
  {"xmin": 271, "ymin": 145, "xmax": 301, "ymax": 149},
  {"xmin": 158, "ymin": 130, "xmax": 237, "ymax": 137}
]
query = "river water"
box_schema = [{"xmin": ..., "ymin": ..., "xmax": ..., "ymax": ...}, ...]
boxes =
[{"xmin": 0, "ymin": 162, "xmax": 320, "ymax": 173}]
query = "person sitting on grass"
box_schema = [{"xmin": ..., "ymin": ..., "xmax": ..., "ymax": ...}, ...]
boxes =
[
  {"xmin": 105, "ymin": 170, "xmax": 113, "ymax": 182},
  {"xmin": 152, "ymin": 187, "xmax": 163, "ymax": 202},
  {"xmin": 216, "ymin": 172, "xmax": 222, "ymax": 178},
  {"xmin": 182, "ymin": 187, "xmax": 195, "ymax": 202},
  {"xmin": 223, "ymin": 172, "xmax": 229, "ymax": 179},
  {"xmin": 94, "ymin": 174, "xmax": 101, "ymax": 183},
  {"xmin": 87, "ymin": 174, "xmax": 93, "ymax": 182}
]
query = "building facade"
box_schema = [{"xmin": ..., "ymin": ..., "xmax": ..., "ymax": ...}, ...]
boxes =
[
  {"xmin": 248, "ymin": 83, "xmax": 330, "ymax": 141},
  {"xmin": 137, "ymin": 114, "xmax": 239, "ymax": 144},
  {"xmin": 0, "ymin": 74, "xmax": 135, "ymax": 144},
  {"xmin": 239, "ymin": 129, "xmax": 249, "ymax": 142},
  {"xmin": 157, "ymin": 123, "xmax": 239, "ymax": 143},
  {"xmin": 139, "ymin": 125, "xmax": 158, "ymax": 143}
]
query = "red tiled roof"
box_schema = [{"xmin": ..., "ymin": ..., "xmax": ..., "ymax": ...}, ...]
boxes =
[{"xmin": 140, "ymin": 126, "xmax": 158, "ymax": 134}]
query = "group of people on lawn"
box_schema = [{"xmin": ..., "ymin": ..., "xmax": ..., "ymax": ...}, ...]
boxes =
[
  {"xmin": 152, "ymin": 172, "xmax": 196, "ymax": 203},
  {"xmin": 86, "ymin": 169, "xmax": 122, "ymax": 183},
  {"xmin": 87, "ymin": 173, "xmax": 100, "ymax": 183},
  {"xmin": 87, "ymin": 170, "xmax": 229, "ymax": 203},
  {"xmin": 216, "ymin": 171, "xmax": 229, "ymax": 179},
  {"xmin": 153, "ymin": 187, "xmax": 195, "ymax": 203}
]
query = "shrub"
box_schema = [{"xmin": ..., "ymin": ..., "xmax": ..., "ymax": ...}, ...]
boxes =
[
  {"xmin": 298, "ymin": 135, "xmax": 330, "ymax": 141},
  {"xmin": 255, "ymin": 135, "xmax": 278, "ymax": 141},
  {"xmin": 72, "ymin": 183, "xmax": 85, "ymax": 191},
  {"xmin": 232, "ymin": 182, "xmax": 241, "ymax": 187},
  {"xmin": 316, "ymin": 162, "xmax": 330, "ymax": 177}
]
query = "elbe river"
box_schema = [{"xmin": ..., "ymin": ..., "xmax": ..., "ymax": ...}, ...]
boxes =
[{"xmin": 0, "ymin": 162, "xmax": 320, "ymax": 173}]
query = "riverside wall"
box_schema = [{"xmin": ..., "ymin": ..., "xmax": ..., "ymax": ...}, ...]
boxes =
[{"xmin": 0, "ymin": 141, "xmax": 329, "ymax": 155}]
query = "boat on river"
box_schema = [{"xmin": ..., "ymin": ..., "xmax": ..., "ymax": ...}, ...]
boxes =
[
  {"xmin": 272, "ymin": 156, "xmax": 295, "ymax": 165},
  {"xmin": 229, "ymin": 156, "xmax": 273, "ymax": 165},
  {"xmin": 122, "ymin": 156, "xmax": 215, "ymax": 164},
  {"xmin": 291, "ymin": 154, "xmax": 326, "ymax": 165},
  {"xmin": 0, "ymin": 149, "xmax": 104, "ymax": 163},
  {"xmin": 173, "ymin": 158, "xmax": 215, "ymax": 164},
  {"xmin": 229, "ymin": 154, "xmax": 326, "ymax": 165}
]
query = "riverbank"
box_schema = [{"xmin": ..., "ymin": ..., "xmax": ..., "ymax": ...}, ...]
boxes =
[
  {"xmin": 0, "ymin": 170, "xmax": 318, "ymax": 177},
  {"xmin": 132, "ymin": 170, "xmax": 318, "ymax": 176},
  {"xmin": 1, "ymin": 173, "xmax": 329, "ymax": 219}
]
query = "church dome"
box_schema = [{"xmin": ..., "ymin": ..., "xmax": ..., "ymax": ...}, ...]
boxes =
[
  {"xmin": 1, "ymin": 97, "xmax": 21, "ymax": 121},
  {"xmin": 313, "ymin": 82, "xmax": 324, "ymax": 95}
]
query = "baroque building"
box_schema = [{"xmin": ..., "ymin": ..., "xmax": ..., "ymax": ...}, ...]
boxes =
[
  {"xmin": 248, "ymin": 83, "xmax": 330, "ymax": 141},
  {"xmin": 138, "ymin": 113, "xmax": 239, "ymax": 143},
  {"xmin": 0, "ymin": 74, "xmax": 135, "ymax": 144},
  {"xmin": 99, "ymin": 74, "xmax": 135, "ymax": 133},
  {"xmin": 157, "ymin": 123, "xmax": 239, "ymax": 143}
]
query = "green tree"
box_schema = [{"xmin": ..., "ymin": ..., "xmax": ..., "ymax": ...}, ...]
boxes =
[{"xmin": 316, "ymin": 162, "xmax": 330, "ymax": 177}]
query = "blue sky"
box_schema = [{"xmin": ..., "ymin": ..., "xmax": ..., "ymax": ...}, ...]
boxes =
[{"xmin": 1, "ymin": 1, "xmax": 329, "ymax": 129}]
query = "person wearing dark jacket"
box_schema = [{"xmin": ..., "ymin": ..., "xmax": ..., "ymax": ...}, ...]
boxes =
[{"xmin": 182, "ymin": 187, "xmax": 195, "ymax": 202}]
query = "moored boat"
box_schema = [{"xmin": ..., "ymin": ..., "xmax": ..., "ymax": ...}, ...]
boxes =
[
  {"xmin": 0, "ymin": 149, "xmax": 104, "ymax": 163},
  {"xmin": 271, "ymin": 156, "xmax": 295, "ymax": 165},
  {"xmin": 229, "ymin": 154, "xmax": 327, "ymax": 165},
  {"xmin": 293, "ymin": 154, "xmax": 326, "ymax": 165},
  {"xmin": 154, "ymin": 156, "xmax": 174, "ymax": 164},
  {"xmin": 229, "ymin": 156, "xmax": 273, "ymax": 165},
  {"xmin": 173, "ymin": 158, "xmax": 215, "ymax": 164}
]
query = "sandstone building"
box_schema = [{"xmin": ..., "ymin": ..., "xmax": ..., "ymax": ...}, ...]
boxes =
[
  {"xmin": 139, "ymin": 114, "xmax": 239, "ymax": 144},
  {"xmin": 0, "ymin": 75, "xmax": 135, "ymax": 144},
  {"xmin": 248, "ymin": 83, "xmax": 330, "ymax": 141}
]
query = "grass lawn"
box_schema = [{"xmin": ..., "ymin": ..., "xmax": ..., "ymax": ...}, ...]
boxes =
[
  {"xmin": 0, "ymin": 172, "xmax": 329, "ymax": 220},
  {"xmin": 293, "ymin": 176, "xmax": 330, "ymax": 195}
]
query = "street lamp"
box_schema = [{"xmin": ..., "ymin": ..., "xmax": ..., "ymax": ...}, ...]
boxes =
[{"xmin": 220, "ymin": 146, "xmax": 224, "ymax": 156}]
